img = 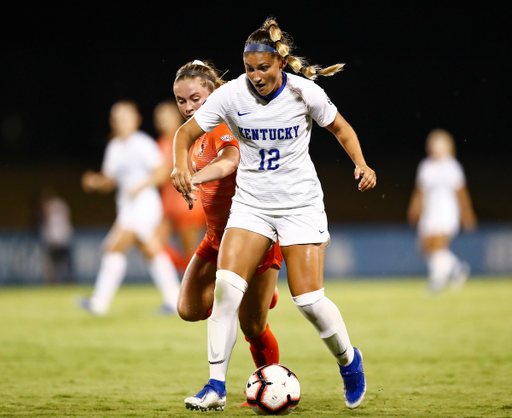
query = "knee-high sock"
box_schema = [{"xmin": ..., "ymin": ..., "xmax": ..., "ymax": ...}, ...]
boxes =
[
  {"xmin": 245, "ymin": 324, "xmax": 279, "ymax": 368},
  {"xmin": 293, "ymin": 288, "xmax": 354, "ymax": 367},
  {"xmin": 90, "ymin": 252, "xmax": 127, "ymax": 315},
  {"xmin": 427, "ymin": 249, "xmax": 458, "ymax": 293},
  {"xmin": 208, "ymin": 270, "xmax": 248, "ymax": 382},
  {"xmin": 148, "ymin": 252, "xmax": 181, "ymax": 310}
]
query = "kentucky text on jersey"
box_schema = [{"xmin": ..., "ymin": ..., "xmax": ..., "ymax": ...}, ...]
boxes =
[{"xmin": 237, "ymin": 125, "xmax": 300, "ymax": 140}]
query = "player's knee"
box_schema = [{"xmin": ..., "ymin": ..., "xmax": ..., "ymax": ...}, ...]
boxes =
[
  {"xmin": 177, "ymin": 299, "xmax": 205, "ymax": 322},
  {"xmin": 240, "ymin": 316, "xmax": 267, "ymax": 339}
]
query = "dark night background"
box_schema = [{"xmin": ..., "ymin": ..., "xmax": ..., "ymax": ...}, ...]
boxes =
[{"xmin": 1, "ymin": 2, "xmax": 510, "ymax": 227}]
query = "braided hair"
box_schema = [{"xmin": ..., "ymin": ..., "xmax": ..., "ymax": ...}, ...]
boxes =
[{"xmin": 244, "ymin": 18, "xmax": 344, "ymax": 80}]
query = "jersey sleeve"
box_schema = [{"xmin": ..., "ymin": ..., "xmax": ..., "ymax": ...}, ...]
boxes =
[
  {"xmin": 304, "ymin": 81, "xmax": 338, "ymax": 127},
  {"xmin": 415, "ymin": 160, "xmax": 427, "ymax": 190},
  {"xmin": 210, "ymin": 123, "xmax": 240, "ymax": 154},
  {"xmin": 101, "ymin": 141, "xmax": 116, "ymax": 179},
  {"xmin": 194, "ymin": 84, "xmax": 231, "ymax": 133}
]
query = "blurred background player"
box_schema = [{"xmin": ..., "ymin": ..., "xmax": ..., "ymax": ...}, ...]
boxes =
[
  {"xmin": 173, "ymin": 60, "xmax": 282, "ymax": 408},
  {"xmin": 78, "ymin": 100, "xmax": 181, "ymax": 315},
  {"xmin": 153, "ymin": 101, "xmax": 205, "ymax": 272},
  {"xmin": 37, "ymin": 186, "xmax": 74, "ymax": 284},
  {"xmin": 408, "ymin": 129, "xmax": 477, "ymax": 293}
]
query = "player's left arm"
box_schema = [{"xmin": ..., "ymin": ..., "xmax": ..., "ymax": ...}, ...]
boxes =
[
  {"xmin": 456, "ymin": 184, "xmax": 477, "ymax": 231},
  {"xmin": 192, "ymin": 145, "xmax": 240, "ymax": 186},
  {"xmin": 325, "ymin": 112, "xmax": 377, "ymax": 192}
]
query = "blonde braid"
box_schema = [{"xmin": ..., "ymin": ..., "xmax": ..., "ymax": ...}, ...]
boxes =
[{"xmin": 262, "ymin": 18, "xmax": 344, "ymax": 80}]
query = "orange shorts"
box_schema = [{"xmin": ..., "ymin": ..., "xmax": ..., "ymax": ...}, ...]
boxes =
[
  {"xmin": 160, "ymin": 182, "xmax": 205, "ymax": 230},
  {"xmin": 196, "ymin": 237, "xmax": 283, "ymax": 276}
]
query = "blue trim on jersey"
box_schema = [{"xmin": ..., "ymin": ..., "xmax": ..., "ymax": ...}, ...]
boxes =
[{"xmin": 249, "ymin": 71, "xmax": 288, "ymax": 103}]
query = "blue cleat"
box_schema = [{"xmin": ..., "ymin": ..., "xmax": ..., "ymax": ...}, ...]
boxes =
[
  {"xmin": 339, "ymin": 347, "xmax": 366, "ymax": 409},
  {"xmin": 158, "ymin": 303, "xmax": 178, "ymax": 316},
  {"xmin": 75, "ymin": 296, "xmax": 105, "ymax": 316},
  {"xmin": 184, "ymin": 379, "xmax": 226, "ymax": 411}
]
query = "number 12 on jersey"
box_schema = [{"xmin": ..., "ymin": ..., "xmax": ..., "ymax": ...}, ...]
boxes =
[{"xmin": 258, "ymin": 148, "xmax": 280, "ymax": 171}]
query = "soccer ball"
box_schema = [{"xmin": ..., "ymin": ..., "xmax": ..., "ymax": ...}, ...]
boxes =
[{"xmin": 246, "ymin": 364, "xmax": 301, "ymax": 415}]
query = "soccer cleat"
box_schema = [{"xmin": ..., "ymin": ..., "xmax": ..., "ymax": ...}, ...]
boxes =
[
  {"xmin": 75, "ymin": 296, "xmax": 106, "ymax": 316},
  {"xmin": 450, "ymin": 261, "xmax": 470, "ymax": 292},
  {"xmin": 237, "ymin": 390, "xmax": 249, "ymax": 407},
  {"xmin": 269, "ymin": 287, "xmax": 279, "ymax": 310},
  {"xmin": 339, "ymin": 347, "xmax": 366, "ymax": 409},
  {"xmin": 184, "ymin": 379, "xmax": 226, "ymax": 411},
  {"xmin": 158, "ymin": 303, "xmax": 177, "ymax": 316}
]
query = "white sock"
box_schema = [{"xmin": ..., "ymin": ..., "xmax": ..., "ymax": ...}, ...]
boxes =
[
  {"xmin": 208, "ymin": 270, "xmax": 248, "ymax": 382},
  {"xmin": 148, "ymin": 252, "xmax": 181, "ymax": 310},
  {"xmin": 293, "ymin": 288, "xmax": 354, "ymax": 367},
  {"xmin": 90, "ymin": 252, "xmax": 127, "ymax": 315},
  {"xmin": 427, "ymin": 249, "xmax": 458, "ymax": 292}
]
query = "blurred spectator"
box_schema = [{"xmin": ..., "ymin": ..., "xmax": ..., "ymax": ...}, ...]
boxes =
[
  {"xmin": 38, "ymin": 186, "xmax": 74, "ymax": 284},
  {"xmin": 407, "ymin": 129, "xmax": 477, "ymax": 293},
  {"xmin": 77, "ymin": 101, "xmax": 181, "ymax": 315},
  {"xmin": 154, "ymin": 101, "xmax": 205, "ymax": 272}
]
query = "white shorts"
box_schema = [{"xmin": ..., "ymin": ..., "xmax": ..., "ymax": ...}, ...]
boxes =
[
  {"xmin": 226, "ymin": 209, "xmax": 330, "ymax": 247},
  {"xmin": 418, "ymin": 217, "xmax": 460, "ymax": 239},
  {"xmin": 116, "ymin": 190, "xmax": 163, "ymax": 243}
]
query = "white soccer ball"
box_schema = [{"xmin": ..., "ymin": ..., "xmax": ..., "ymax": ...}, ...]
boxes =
[{"xmin": 246, "ymin": 363, "xmax": 301, "ymax": 415}]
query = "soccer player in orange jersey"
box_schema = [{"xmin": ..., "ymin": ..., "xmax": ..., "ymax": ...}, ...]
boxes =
[
  {"xmin": 154, "ymin": 101, "xmax": 206, "ymax": 271},
  {"xmin": 173, "ymin": 60, "xmax": 282, "ymax": 395}
]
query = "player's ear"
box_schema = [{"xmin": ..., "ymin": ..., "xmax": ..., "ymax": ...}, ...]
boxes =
[{"xmin": 279, "ymin": 57, "xmax": 287, "ymax": 70}]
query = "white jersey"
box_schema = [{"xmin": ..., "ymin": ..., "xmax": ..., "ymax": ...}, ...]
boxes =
[
  {"xmin": 194, "ymin": 72, "xmax": 337, "ymax": 215},
  {"xmin": 416, "ymin": 156, "xmax": 465, "ymax": 237},
  {"xmin": 102, "ymin": 130, "xmax": 163, "ymax": 210}
]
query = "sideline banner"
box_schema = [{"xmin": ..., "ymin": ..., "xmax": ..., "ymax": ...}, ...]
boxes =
[{"xmin": 1, "ymin": 224, "xmax": 511, "ymax": 285}]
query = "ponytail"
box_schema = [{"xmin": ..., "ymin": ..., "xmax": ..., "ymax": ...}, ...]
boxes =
[{"xmin": 245, "ymin": 18, "xmax": 344, "ymax": 80}]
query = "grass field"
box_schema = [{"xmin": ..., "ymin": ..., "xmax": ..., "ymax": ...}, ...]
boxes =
[{"xmin": 1, "ymin": 278, "xmax": 511, "ymax": 417}]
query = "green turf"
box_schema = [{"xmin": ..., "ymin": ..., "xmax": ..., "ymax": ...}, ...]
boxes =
[{"xmin": 1, "ymin": 278, "xmax": 511, "ymax": 417}]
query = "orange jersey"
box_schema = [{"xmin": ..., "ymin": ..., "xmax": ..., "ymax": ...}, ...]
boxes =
[
  {"xmin": 191, "ymin": 124, "xmax": 239, "ymax": 250},
  {"xmin": 158, "ymin": 133, "xmax": 205, "ymax": 229}
]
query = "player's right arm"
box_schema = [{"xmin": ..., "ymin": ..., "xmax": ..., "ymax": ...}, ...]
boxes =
[
  {"xmin": 172, "ymin": 117, "xmax": 205, "ymax": 195},
  {"xmin": 407, "ymin": 187, "xmax": 423, "ymax": 226},
  {"xmin": 81, "ymin": 171, "xmax": 116, "ymax": 193},
  {"xmin": 192, "ymin": 145, "xmax": 240, "ymax": 186}
]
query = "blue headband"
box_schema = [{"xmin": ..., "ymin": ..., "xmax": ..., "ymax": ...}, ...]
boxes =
[{"xmin": 244, "ymin": 43, "xmax": 278, "ymax": 53}]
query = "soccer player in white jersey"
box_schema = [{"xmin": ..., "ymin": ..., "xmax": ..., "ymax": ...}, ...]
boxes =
[
  {"xmin": 408, "ymin": 129, "xmax": 477, "ymax": 293},
  {"xmin": 78, "ymin": 101, "xmax": 181, "ymax": 316},
  {"xmin": 172, "ymin": 18, "xmax": 376, "ymax": 411}
]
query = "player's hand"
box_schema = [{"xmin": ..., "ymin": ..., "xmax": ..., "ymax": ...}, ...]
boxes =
[
  {"xmin": 82, "ymin": 171, "xmax": 98, "ymax": 192},
  {"xmin": 181, "ymin": 192, "xmax": 197, "ymax": 210},
  {"xmin": 355, "ymin": 165, "xmax": 376, "ymax": 192},
  {"xmin": 190, "ymin": 174, "xmax": 203, "ymax": 188},
  {"xmin": 171, "ymin": 165, "xmax": 193, "ymax": 194},
  {"xmin": 462, "ymin": 213, "xmax": 477, "ymax": 232}
]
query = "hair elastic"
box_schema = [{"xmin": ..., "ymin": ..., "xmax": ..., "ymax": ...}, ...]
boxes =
[
  {"xmin": 267, "ymin": 23, "xmax": 278, "ymax": 31},
  {"xmin": 244, "ymin": 43, "xmax": 278, "ymax": 53},
  {"xmin": 175, "ymin": 69, "xmax": 215, "ymax": 83}
]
